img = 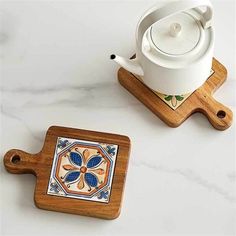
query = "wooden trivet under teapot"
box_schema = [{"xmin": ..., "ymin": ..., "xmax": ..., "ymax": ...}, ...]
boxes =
[
  {"xmin": 118, "ymin": 58, "xmax": 233, "ymax": 130},
  {"xmin": 4, "ymin": 126, "xmax": 131, "ymax": 219}
]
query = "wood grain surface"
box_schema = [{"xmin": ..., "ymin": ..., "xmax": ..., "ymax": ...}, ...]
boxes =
[
  {"xmin": 118, "ymin": 58, "xmax": 233, "ymax": 130},
  {"xmin": 4, "ymin": 126, "xmax": 131, "ymax": 219}
]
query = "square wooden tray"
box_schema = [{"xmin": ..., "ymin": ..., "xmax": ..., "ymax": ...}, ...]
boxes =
[{"xmin": 4, "ymin": 126, "xmax": 131, "ymax": 219}]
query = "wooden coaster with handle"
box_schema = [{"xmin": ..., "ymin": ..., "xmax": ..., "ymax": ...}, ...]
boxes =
[
  {"xmin": 4, "ymin": 126, "xmax": 131, "ymax": 219},
  {"xmin": 118, "ymin": 58, "xmax": 233, "ymax": 130}
]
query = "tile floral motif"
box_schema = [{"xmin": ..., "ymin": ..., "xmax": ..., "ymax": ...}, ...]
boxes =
[
  {"xmin": 136, "ymin": 69, "xmax": 214, "ymax": 110},
  {"xmin": 47, "ymin": 137, "xmax": 118, "ymax": 203},
  {"xmin": 155, "ymin": 92, "xmax": 191, "ymax": 109}
]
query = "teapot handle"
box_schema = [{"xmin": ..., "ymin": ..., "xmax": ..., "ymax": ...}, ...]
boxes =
[{"xmin": 136, "ymin": 0, "xmax": 213, "ymax": 49}]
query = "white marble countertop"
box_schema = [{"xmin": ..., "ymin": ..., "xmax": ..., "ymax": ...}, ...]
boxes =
[{"xmin": 1, "ymin": 1, "xmax": 235, "ymax": 235}]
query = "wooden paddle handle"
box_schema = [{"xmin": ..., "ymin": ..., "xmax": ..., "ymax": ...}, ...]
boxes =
[
  {"xmin": 4, "ymin": 149, "xmax": 40, "ymax": 175},
  {"xmin": 198, "ymin": 93, "xmax": 233, "ymax": 130}
]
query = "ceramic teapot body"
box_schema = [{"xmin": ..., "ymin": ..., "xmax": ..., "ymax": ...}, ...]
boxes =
[{"xmin": 111, "ymin": 0, "xmax": 214, "ymax": 95}]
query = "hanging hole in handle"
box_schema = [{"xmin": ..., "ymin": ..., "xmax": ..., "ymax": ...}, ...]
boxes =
[
  {"xmin": 217, "ymin": 110, "xmax": 226, "ymax": 119},
  {"xmin": 11, "ymin": 155, "xmax": 21, "ymax": 164}
]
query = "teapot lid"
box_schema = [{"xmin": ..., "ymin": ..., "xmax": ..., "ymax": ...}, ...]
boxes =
[{"xmin": 149, "ymin": 12, "xmax": 201, "ymax": 55}]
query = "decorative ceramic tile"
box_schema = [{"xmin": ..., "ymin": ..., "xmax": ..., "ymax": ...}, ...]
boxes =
[
  {"xmin": 154, "ymin": 92, "xmax": 191, "ymax": 109},
  {"xmin": 136, "ymin": 69, "xmax": 214, "ymax": 110},
  {"xmin": 47, "ymin": 137, "xmax": 118, "ymax": 203}
]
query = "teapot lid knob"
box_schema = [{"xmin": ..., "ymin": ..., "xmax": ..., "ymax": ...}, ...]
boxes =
[{"xmin": 169, "ymin": 23, "xmax": 182, "ymax": 37}]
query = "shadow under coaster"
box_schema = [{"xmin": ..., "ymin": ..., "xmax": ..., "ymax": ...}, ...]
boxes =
[{"xmin": 118, "ymin": 58, "xmax": 233, "ymax": 130}]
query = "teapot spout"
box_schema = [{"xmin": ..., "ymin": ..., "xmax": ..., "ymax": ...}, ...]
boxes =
[{"xmin": 110, "ymin": 54, "xmax": 144, "ymax": 76}]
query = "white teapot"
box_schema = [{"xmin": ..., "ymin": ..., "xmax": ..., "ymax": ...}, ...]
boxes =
[{"xmin": 111, "ymin": 0, "xmax": 214, "ymax": 95}]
